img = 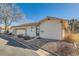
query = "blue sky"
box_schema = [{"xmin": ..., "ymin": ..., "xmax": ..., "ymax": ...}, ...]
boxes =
[{"xmin": 15, "ymin": 3, "xmax": 79, "ymax": 25}]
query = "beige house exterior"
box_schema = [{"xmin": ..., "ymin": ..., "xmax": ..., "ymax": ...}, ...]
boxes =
[
  {"xmin": 25, "ymin": 23, "xmax": 39, "ymax": 37},
  {"xmin": 12, "ymin": 23, "xmax": 39, "ymax": 37},
  {"xmin": 11, "ymin": 26, "xmax": 26, "ymax": 36},
  {"xmin": 39, "ymin": 17, "xmax": 69, "ymax": 40},
  {"xmin": 11, "ymin": 17, "xmax": 69, "ymax": 40},
  {"xmin": 0, "ymin": 26, "xmax": 12, "ymax": 33}
]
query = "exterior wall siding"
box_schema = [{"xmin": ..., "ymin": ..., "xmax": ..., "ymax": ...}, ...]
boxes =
[
  {"xmin": 27, "ymin": 26, "xmax": 36, "ymax": 37},
  {"xmin": 40, "ymin": 20, "xmax": 63, "ymax": 40}
]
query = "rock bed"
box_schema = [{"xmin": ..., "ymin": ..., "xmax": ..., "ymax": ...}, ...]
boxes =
[{"xmin": 26, "ymin": 39, "xmax": 79, "ymax": 56}]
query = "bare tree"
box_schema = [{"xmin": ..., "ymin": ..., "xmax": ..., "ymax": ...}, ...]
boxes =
[{"xmin": 0, "ymin": 3, "xmax": 23, "ymax": 33}]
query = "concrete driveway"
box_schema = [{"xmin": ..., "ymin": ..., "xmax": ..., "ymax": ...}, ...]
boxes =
[{"xmin": 0, "ymin": 38, "xmax": 39, "ymax": 56}]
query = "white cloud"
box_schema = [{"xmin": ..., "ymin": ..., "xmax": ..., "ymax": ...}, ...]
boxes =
[{"xmin": 12, "ymin": 15, "xmax": 37, "ymax": 26}]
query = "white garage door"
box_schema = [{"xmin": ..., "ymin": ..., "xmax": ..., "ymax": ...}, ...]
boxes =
[
  {"xmin": 16, "ymin": 30, "xmax": 26, "ymax": 36},
  {"xmin": 40, "ymin": 21, "xmax": 63, "ymax": 40}
]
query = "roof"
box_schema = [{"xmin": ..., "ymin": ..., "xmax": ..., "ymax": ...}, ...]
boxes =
[
  {"xmin": 20, "ymin": 22, "xmax": 39, "ymax": 26},
  {"xmin": 12, "ymin": 16, "xmax": 69, "ymax": 28},
  {"xmin": 12, "ymin": 22, "xmax": 39, "ymax": 28},
  {"xmin": 0, "ymin": 26, "xmax": 12, "ymax": 29},
  {"xmin": 39, "ymin": 16, "xmax": 68, "ymax": 23}
]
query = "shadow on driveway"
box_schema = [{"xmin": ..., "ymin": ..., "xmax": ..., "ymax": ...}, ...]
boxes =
[{"xmin": 0, "ymin": 35, "xmax": 28, "ymax": 49}]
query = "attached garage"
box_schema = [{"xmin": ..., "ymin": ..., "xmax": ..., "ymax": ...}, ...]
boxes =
[
  {"xmin": 13, "ymin": 26, "xmax": 27, "ymax": 36},
  {"xmin": 39, "ymin": 17, "xmax": 68, "ymax": 40},
  {"xmin": 15, "ymin": 29, "xmax": 26, "ymax": 36},
  {"xmin": 12, "ymin": 23, "xmax": 39, "ymax": 37}
]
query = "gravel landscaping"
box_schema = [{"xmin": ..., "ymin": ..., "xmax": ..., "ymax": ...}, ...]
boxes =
[{"xmin": 25, "ymin": 38, "xmax": 79, "ymax": 56}]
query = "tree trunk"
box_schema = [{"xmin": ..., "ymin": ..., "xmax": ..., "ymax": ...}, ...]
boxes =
[
  {"xmin": 4, "ymin": 25, "xmax": 8, "ymax": 34},
  {"xmin": 4, "ymin": 19, "xmax": 8, "ymax": 34}
]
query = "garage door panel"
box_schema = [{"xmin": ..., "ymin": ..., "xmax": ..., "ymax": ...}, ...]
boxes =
[
  {"xmin": 40, "ymin": 21, "xmax": 62, "ymax": 40},
  {"xmin": 16, "ymin": 30, "xmax": 26, "ymax": 36}
]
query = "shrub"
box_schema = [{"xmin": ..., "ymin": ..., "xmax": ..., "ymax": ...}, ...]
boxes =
[
  {"xmin": 8, "ymin": 33, "xmax": 12, "ymax": 35},
  {"xmin": 66, "ymin": 33, "xmax": 79, "ymax": 43},
  {"xmin": 17, "ymin": 34, "xmax": 24, "ymax": 38},
  {"xmin": 23, "ymin": 36, "xmax": 31, "ymax": 40}
]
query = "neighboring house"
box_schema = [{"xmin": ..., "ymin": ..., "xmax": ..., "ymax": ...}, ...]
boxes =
[
  {"xmin": 0, "ymin": 26, "xmax": 7, "ymax": 33},
  {"xmin": 12, "ymin": 16, "xmax": 69, "ymax": 40}
]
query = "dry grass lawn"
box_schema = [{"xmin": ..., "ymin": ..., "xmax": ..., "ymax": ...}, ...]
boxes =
[{"xmin": 65, "ymin": 33, "xmax": 79, "ymax": 47}]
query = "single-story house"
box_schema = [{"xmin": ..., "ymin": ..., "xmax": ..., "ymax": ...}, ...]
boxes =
[
  {"xmin": 0, "ymin": 26, "xmax": 11, "ymax": 33},
  {"xmin": 11, "ymin": 26, "xmax": 27, "ymax": 36},
  {"xmin": 12, "ymin": 16, "xmax": 69, "ymax": 40},
  {"xmin": 12, "ymin": 22, "xmax": 39, "ymax": 37}
]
